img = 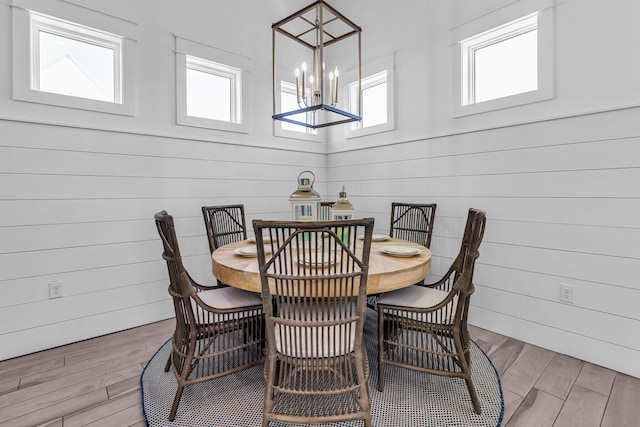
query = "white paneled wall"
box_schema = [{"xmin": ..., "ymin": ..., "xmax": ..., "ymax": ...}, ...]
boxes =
[
  {"xmin": 0, "ymin": 0, "xmax": 330, "ymax": 360},
  {"xmin": 0, "ymin": 119, "xmax": 326, "ymax": 359},
  {"xmin": 328, "ymin": 108, "xmax": 640, "ymax": 377}
]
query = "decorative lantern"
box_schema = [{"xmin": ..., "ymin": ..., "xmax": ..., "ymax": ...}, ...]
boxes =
[
  {"xmin": 272, "ymin": 0, "xmax": 362, "ymax": 129},
  {"xmin": 330, "ymin": 185, "xmax": 355, "ymax": 220},
  {"xmin": 289, "ymin": 171, "xmax": 322, "ymax": 221}
]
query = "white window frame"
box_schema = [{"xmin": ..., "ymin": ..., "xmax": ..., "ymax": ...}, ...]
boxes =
[
  {"xmin": 11, "ymin": 0, "xmax": 136, "ymax": 116},
  {"xmin": 451, "ymin": 0, "xmax": 554, "ymax": 117},
  {"xmin": 345, "ymin": 54, "xmax": 395, "ymax": 139},
  {"xmin": 185, "ymin": 55, "xmax": 241, "ymax": 124},
  {"xmin": 176, "ymin": 36, "xmax": 250, "ymax": 134},
  {"xmin": 273, "ymin": 72, "xmax": 322, "ymax": 142}
]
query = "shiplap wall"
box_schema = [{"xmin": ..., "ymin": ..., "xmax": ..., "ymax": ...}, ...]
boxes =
[
  {"xmin": 0, "ymin": 0, "xmax": 328, "ymax": 360},
  {"xmin": 328, "ymin": 108, "xmax": 640, "ymax": 378},
  {"xmin": 0, "ymin": 119, "xmax": 327, "ymax": 360},
  {"xmin": 326, "ymin": 0, "xmax": 640, "ymax": 377}
]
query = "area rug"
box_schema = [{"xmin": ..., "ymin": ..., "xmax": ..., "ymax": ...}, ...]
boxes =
[{"xmin": 141, "ymin": 309, "xmax": 504, "ymax": 427}]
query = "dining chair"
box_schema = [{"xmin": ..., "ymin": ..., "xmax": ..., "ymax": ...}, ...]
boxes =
[
  {"xmin": 320, "ymin": 201, "xmax": 335, "ymax": 220},
  {"xmin": 154, "ymin": 211, "xmax": 264, "ymax": 421},
  {"xmin": 202, "ymin": 204, "xmax": 248, "ymax": 253},
  {"xmin": 389, "ymin": 202, "xmax": 437, "ymax": 248},
  {"xmin": 366, "ymin": 202, "xmax": 437, "ymax": 310},
  {"xmin": 377, "ymin": 208, "xmax": 486, "ymax": 414},
  {"xmin": 253, "ymin": 218, "xmax": 375, "ymax": 427}
]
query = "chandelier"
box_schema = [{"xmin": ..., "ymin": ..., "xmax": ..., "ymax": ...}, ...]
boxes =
[{"xmin": 272, "ymin": 0, "xmax": 362, "ymax": 129}]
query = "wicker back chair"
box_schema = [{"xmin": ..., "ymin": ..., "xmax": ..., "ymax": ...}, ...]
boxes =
[
  {"xmin": 154, "ymin": 211, "xmax": 264, "ymax": 421},
  {"xmin": 320, "ymin": 201, "xmax": 335, "ymax": 220},
  {"xmin": 389, "ymin": 202, "xmax": 437, "ymax": 248},
  {"xmin": 253, "ymin": 218, "xmax": 375, "ymax": 427},
  {"xmin": 202, "ymin": 204, "xmax": 248, "ymax": 253},
  {"xmin": 377, "ymin": 208, "xmax": 486, "ymax": 414}
]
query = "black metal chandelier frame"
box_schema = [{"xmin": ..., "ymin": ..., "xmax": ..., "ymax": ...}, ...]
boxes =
[{"xmin": 272, "ymin": 0, "xmax": 362, "ymax": 129}]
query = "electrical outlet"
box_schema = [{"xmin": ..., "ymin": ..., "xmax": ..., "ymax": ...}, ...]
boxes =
[
  {"xmin": 49, "ymin": 280, "xmax": 63, "ymax": 299},
  {"xmin": 559, "ymin": 283, "xmax": 574, "ymax": 304}
]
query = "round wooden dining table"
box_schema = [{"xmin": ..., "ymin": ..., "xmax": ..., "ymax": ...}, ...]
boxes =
[{"xmin": 211, "ymin": 237, "xmax": 431, "ymax": 295}]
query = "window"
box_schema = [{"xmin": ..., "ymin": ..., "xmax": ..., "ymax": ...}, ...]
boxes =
[
  {"xmin": 273, "ymin": 77, "xmax": 321, "ymax": 142},
  {"xmin": 278, "ymin": 81, "xmax": 318, "ymax": 135},
  {"xmin": 350, "ymin": 71, "xmax": 388, "ymax": 129},
  {"xmin": 345, "ymin": 55, "xmax": 395, "ymax": 139},
  {"xmin": 186, "ymin": 56, "xmax": 240, "ymax": 123},
  {"xmin": 11, "ymin": 1, "xmax": 136, "ymax": 115},
  {"xmin": 32, "ymin": 13, "xmax": 120, "ymax": 103},
  {"xmin": 176, "ymin": 37, "xmax": 250, "ymax": 133},
  {"xmin": 452, "ymin": 0, "xmax": 554, "ymax": 116},
  {"xmin": 462, "ymin": 14, "xmax": 537, "ymax": 105}
]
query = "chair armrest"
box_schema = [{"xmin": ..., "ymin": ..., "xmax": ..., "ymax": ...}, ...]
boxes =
[
  {"xmin": 421, "ymin": 267, "xmax": 457, "ymax": 292},
  {"xmin": 186, "ymin": 271, "xmax": 224, "ymax": 292}
]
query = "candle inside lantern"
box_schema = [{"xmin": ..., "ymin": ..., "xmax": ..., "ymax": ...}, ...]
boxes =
[
  {"xmin": 333, "ymin": 67, "xmax": 339, "ymax": 104},
  {"xmin": 329, "ymin": 71, "xmax": 334, "ymax": 105},
  {"xmin": 295, "ymin": 68, "xmax": 301, "ymax": 103},
  {"xmin": 301, "ymin": 62, "xmax": 307, "ymax": 100}
]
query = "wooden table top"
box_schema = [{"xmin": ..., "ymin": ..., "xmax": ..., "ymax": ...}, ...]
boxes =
[{"xmin": 211, "ymin": 237, "xmax": 431, "ymax": 295}]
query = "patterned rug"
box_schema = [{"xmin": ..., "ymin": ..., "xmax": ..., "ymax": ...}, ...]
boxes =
[{"xmin": 141, "ymin": 309, "xmax": 504, "ymax": 426}]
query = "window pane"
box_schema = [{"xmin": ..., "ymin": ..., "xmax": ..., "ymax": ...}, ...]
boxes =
[
  {"xmin": 186, "ymin": 68, "xmax": 231, "ymax": 122},
  {"xmin": 362, "ymin": 82, "xmax": 387, "ymax": 128},
  {"xmin": 280, "ymin": 88, "xmax": 308, "ymax": 133},
  {"xmin": 38, "ymin": 31, "xmax": 115, "ymax": 102},
  {"xmin": 474, "ymin": 29, "xmax": 537, "ymax": 103}
]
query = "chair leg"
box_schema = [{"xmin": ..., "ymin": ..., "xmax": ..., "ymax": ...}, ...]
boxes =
[
  {"xmin": 377, "ymin": 307, "xmax": 385, "ymax": 392},
  {"xmin": 169, "ymin": 384, "xmax": 185, "ymax": 421},
  {"xmin": 164, "ymin": 353, "xmax": 172, "ymax": 372},
  {"xmin": 262, "ymin": 358, "xmax": 277, "ymax": 427},
  {"xmin": 465, "ymin": 376, "xmax": 482, "ymax": 414},
  {"xmin": 361, "ymin": 379, "xmax": 373, "ymax": 427}
]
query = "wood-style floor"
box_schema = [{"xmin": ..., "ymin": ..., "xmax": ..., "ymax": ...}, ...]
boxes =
[{"xmin": 0, "ymin": 318, "xmax": 638, "ymax": 427}]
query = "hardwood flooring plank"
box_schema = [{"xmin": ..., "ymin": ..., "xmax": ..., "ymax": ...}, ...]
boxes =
[
  {"xmin": 128, "ymin": 421, "xmax": 147, "ymax": 427},
  {"xmin": 0, "ymin": 357, "xmax": 143, "ymax": 410},
  {"xmin": 0, "ymin": 378, "xmax": 19, "ymax": 396},
  {"xmin": 553, "ymin": 385, "xmax": 607, "ymax": 427},
  {"xmin": 601, "ymin": 373, "xmax": 640, "ymax": 427},
  {"xmin": 107, "ymin": 374, "xmax": 142, "ymax": 399},
  {"xmin": 535, "ymin": 353, "xmax": 584, "ymax": 399},
  {"xmin": 2, "ymin": 357, "xmax": 64, "ymax": 386},
  {"xmin": 0, "ymin": 341, "xmax": 96, "ymax": 375},
  {"xmin": 65, "ymin": 327, "xmax": 171, "ymax": 366},
  {"xmin": 485, "ymin": 337, "xmax": 526, "ymax": 376},
  {"xmin": 84, "ymin": 404, "xmax": 144, "ymax": 426},
  {"xmin": 64, "ymin": 389, "xmax": 142, "ymax": 427},
  {"xmin": 501, "ymin": 344, "xmax": 555, "ymax": 397},
  {"xmin": 506, "ymin": 388, "xmax": 564, "ymax": 427},
  {"xmin": 574, "ymin": 362, "xmax": 616, "ymax": 396},
  {"xmin": 19, "ymin": 345, "xmax": 153, "ymax": 389},
  {"xmin": 0, "ymin": 389, "xmax": 107, "ymax": 427},
  {"xmin": 36, "ymin": 418, "xmax": 63, "ymax": 427},
  {"xmin": 502, "ymin": 388, "xmax": 525, "ymax": 426},
  {"xmin": 0, "ymin": 364, "xmax": 141, "ymax": 422}
]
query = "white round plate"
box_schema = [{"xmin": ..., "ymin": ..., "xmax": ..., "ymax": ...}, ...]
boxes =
[
  {"xmin": 234, "ymin": 246, "xmax": 272, "ymax": 257},
  {"xmin": 357, "ymin": 234, "xmax": 390, "ymax": 242},
  {"xmin": 298, "ymin": 253, "xmax": 340, "ymax": 267},
  {"xmin": 380, "ymin": 245, "xmax": 421, "ymax": 257}
]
